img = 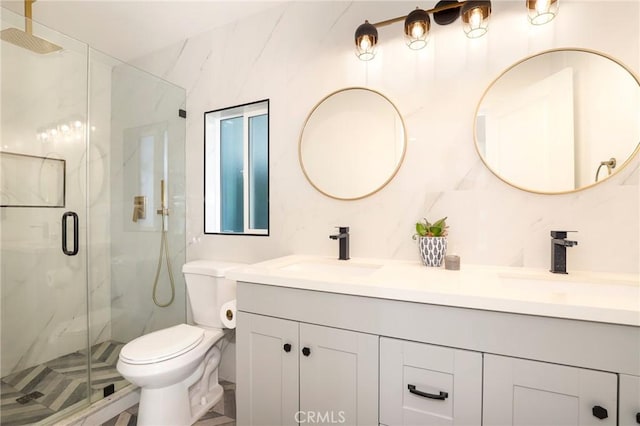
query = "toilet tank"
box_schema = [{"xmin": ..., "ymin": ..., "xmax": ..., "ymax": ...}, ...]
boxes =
[{"xmin": 182, "ymin": 260, "xmax": 245, "ymax": 328}]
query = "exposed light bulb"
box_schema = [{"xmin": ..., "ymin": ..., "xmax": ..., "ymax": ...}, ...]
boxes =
[
  {"xmin": 469, "ymin": 8, "xmax": 483, "ymax": 29},
  {"xmin": 73, "ymin": 120, "xmax": 82, "ymax": 128},
  {"xmin": 536, "ymin": 0, "xmax": 551, "ymax": 14},
  {"xmin": 359, "ymin": 35, "xmax": 372, "ymax": 50},
  {"xmin": 60, "ymin": 124, "xmax": 70, "ymax": 133},
  {"xmin": 411, "ymin": 23, "xmax": 425, "ymax": 38}
]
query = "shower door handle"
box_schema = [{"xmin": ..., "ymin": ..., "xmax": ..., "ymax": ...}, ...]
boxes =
[{"xmin": 61, "ymin": 211, "xmax": 79, "ymax": 256}]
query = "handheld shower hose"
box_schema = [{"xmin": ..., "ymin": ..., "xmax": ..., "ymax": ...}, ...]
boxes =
[{"xmin": 152, "ymin": 179, "xmax": 175, "ymax": 307}]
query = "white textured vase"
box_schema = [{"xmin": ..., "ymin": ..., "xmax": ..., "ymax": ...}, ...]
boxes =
[{"xmin": 418, "ymin": 237, "xmax": 448, "ymax": 267}]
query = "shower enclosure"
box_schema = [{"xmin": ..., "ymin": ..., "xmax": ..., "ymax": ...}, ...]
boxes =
[{"xmin": 1, "ymin": 8, "xmax": 186, "ymax": 425}]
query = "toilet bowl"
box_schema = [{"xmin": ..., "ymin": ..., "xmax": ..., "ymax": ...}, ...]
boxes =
[{"xmin": 116, "ymin": 260, "xmax": 243, "ymax": 426}]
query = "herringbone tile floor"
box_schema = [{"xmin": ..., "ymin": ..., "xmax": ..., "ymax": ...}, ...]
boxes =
[
  {"xmin": 1, "ymin": 341, "xmax": 127, "ymax": 425},
  {"xmin": 100, "ymin": 381, "xmax": 236, "ymax": 426},
  {"xmin": 1, "ymin": 342, "xmax": 235, "ymax": 426}
]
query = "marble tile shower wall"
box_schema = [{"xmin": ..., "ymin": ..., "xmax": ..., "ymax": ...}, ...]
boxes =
[
  {"xmin": 1, "ymin": 46, "xmax": 113, "ymax": 375},
  {"xmin": 133, "ymin": 0, "xmax": 639, "ymax": 274},
  {"xmin": 107, "ymin": 64, "xmax": 187, "ymax": 344},
  {"xmin": 2, "ymin": 48, "xmax": 187, "ymax": 376}
]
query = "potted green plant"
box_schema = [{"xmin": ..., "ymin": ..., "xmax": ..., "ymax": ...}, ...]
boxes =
[{"xmin": 413, "ymin": 216, "xmax": 448, "ymax": 267}]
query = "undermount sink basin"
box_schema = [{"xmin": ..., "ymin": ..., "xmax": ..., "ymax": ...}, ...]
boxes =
[
  {"xmin": 498, "ymin": 273, "xmax": 640, "ymax": 306},
  {"xmin": 279, "ymin": 259, "xmax": 382, "ymax": 277}
]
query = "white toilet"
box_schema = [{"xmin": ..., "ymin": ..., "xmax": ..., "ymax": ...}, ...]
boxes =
[{"xmin": 116, "ymin": 260, "xmax": 243, "ymax": 426}]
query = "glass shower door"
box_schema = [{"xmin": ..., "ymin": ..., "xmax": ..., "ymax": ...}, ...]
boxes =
[{"xmin": 1, "ymin": 9, "xmax": 93, "ymax": 424}]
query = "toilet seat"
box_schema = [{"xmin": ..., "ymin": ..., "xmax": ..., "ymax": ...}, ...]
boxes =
[{"xmin": 119, "ymin": 324, "xmax": 204, "ymax": 365}]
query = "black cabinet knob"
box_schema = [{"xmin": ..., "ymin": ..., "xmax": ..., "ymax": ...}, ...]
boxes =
[
  {"xmin": 592, "ymin": 405, "xmax": 608, "ymax": 420},
  {"xmin": 635, "ymin": 412, "xmax": 640, "ymax": 424},
  {"xmin": 302, "ymin": 347, "xmax": 311, "ymax": 357},
  {"xmin": 283, "ymin": 343, "xmax": 292, "ymax": 353}
]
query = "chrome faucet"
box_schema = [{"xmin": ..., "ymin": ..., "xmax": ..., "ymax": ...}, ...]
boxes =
[
  {"xmin": 329, "ymin": 226, "xmax": 350, "ymax": 260},
  {"xmin": 550, "ymin": 230, "xmax": 578, "ymax": 274}
]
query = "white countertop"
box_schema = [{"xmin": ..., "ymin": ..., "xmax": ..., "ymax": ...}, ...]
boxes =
[{"xmin": 227, "ymin": 255, "xmax": 640, "ymax": 326}]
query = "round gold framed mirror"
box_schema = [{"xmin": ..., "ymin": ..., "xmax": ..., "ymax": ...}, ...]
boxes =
[
  {"xmin": 474, "ymin": 48, "xmax": 640, "ymax": 194},
  {"xmin": 299, "ymin": 87, "xmax": 407, "ymax": 200}
]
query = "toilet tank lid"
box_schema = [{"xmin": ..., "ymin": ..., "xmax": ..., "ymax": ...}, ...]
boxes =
[{"xmin": 182, "ymin": 260, "xmax": 246, "ymax": 277}]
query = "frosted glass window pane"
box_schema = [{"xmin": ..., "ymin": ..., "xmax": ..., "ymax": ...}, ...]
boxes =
[
  {"xmin": 249, "ymin": 114, "xmax": 268, "ymax": 230},
  {"xmin": 204, "ymin": 99, "xmax": 269, "ymax": 235},
  {"xmin": 220, "ymin": 117, "xmax": 244, "ymax": 233}
]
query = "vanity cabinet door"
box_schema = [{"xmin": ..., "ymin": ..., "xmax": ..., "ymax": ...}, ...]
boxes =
[
  {"xmin": 619, "ymin": 374, "xmax": 640, "ymax": 426},
  {"xmin": 299, "ymin": 323, "xmax": 379, "ymax": 426},
  {"xmin": 483, "ymin": 354, "xmax": 617, "ymax": 426},
  {"xmin": 236, "ymin": 312, "xmax": 299, "ymax": 426},
  {"xmin": 379, "ymin": 337, "xmax": 482, "ymax": 425}
]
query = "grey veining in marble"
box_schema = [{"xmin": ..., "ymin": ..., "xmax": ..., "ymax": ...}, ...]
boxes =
[{"xmin": 130, "ymin": 0, "xmax": 639, "ymax": 275}]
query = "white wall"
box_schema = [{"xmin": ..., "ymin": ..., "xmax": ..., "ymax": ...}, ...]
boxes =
[
  {"xmin": 131, "ymin": 0, "xmax": 639, "ymax": 383},
  {"xmin": 134, "ymin": 0, "xmax": 639, "ymax": 274}
]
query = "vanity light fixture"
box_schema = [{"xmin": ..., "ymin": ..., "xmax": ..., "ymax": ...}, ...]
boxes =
[
  {"xmin": 356, "ymin": 0, "xmax": 558, "ymax": 60},
  {"xmin": 355, "ymin": 0, "xmax": 492, "ymax": 60},
  {"xmin": 527, "ymin": 0, "xmax": 559, "ymax": 25}
]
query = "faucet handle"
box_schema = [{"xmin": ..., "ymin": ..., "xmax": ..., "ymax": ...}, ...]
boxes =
[
  {"xmin": 335, "ymin": 226, "xmax": 350, "ymax": 233},
  {"xmin": 550, "ymin": 230, "xmax": 577, "ymax": 238}
]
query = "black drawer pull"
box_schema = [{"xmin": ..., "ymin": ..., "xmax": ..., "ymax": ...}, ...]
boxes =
[
  {"xmin": 283, "ymin": 343, "xmax": 292, "ymax": 353},
  {"xmin": 592, "ymin": 405, "xmax": 608, "ymax": 420},
  {"xmin": 408, "ymin": 384, "xmax": 448, "ymax": 400}
]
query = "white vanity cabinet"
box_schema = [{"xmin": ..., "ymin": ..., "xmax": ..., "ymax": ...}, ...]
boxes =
[
  {"xmin": 379, "ymin": 338, "xmax": 482, "ymax": 426},
  {"xmin": 619, "ymin": 374, "xmax": 640, "ymax": 426},
  {"xmin": 483, "ymin": 354, "xmax": 617, "ymax": 426},
  {"xmin": 236, "ymin": 311, "xmax": 379, "ymax": 426},
  {"xmin": 233, "ymin": 268, "xmax": 639, "ymax": 426},
  {"xmin": 236, "ymin": 312, "xmax": 299, "ymax": 426}
]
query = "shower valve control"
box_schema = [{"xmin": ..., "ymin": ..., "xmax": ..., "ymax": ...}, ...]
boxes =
[{"xmin": 132, "ymin": 196, "xmax": 146, "ymax": 222}]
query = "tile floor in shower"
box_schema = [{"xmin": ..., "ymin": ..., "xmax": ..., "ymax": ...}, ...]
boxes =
[
  {"xmin": 1, "ymin": 340, "xmax": 236, "ymax": 426},
  {"xmin": 1, "ymin": 341, "xmax": 128, "ymax": 425}
]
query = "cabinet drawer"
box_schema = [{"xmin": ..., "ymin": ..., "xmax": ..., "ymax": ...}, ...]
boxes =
[{"xmin": 380, "ymin": 337, "xmax": 482, "ymax": 426}]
